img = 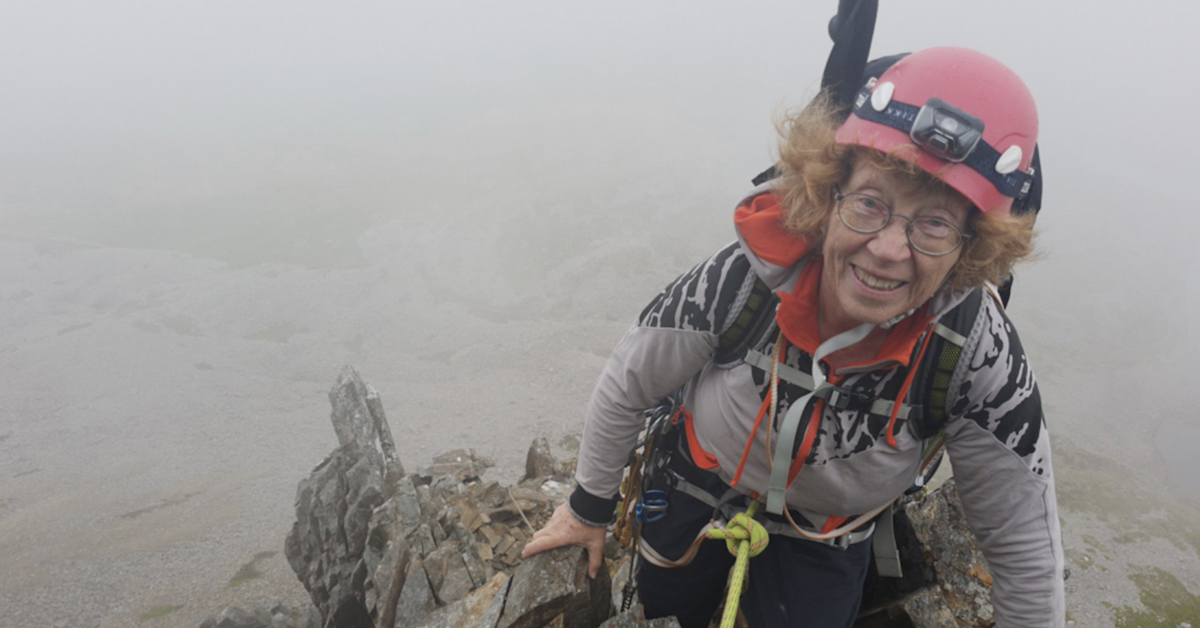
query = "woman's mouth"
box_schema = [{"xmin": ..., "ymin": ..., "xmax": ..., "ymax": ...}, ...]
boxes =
[{"xmin": 852, "ymin": 265, "xmax": 905, "ymax": 291}]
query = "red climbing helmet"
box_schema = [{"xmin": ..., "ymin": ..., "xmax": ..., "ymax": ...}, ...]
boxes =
[{"xmin": 834, "ymin": 47, "xmax": 1038, "ymax": 215}]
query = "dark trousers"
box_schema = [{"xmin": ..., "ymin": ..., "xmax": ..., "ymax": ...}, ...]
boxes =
[{"xmin": 637, "ymin": 443, "xmax": 873, "ymax": 628}]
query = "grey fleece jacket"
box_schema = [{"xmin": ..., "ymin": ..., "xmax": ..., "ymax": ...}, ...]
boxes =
[{"xmin": 570, "ymin": 192, "xmax": 1064, "ymax": 626}]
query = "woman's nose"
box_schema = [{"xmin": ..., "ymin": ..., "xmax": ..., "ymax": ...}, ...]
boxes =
[{"xmin": 867, "ymin": 219, "xmax": 912, "ymax": 261}]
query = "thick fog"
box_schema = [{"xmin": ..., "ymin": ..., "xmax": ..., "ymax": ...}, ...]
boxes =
[{"xmin": 2, "ymin": 1, "xmax": 1198, "ymax": 626}]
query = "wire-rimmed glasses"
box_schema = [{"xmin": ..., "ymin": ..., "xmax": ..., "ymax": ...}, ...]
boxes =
[{"xmin": 833, "ymin": 187, "xmax": 970, "ymax": 256}]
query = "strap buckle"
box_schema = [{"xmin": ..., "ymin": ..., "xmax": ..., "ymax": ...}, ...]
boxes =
[
  {"xmin": 829, "ymin": 522, "xmax": 876, "ymax": 550},
  {"xmin": 823, "ymin": 386, "xmax": 874, "ymax": 411}
]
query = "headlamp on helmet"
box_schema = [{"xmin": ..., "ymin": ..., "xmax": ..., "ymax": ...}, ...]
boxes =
[{"xmin": 910, "ymin": 98, "xmax": 984, "ymax": 163}]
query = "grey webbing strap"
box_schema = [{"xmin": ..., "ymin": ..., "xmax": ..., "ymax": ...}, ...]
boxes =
[
  {"xmin": 667, "ymin": 470, "xmax": 745, "ymax": 517},
  {"xmin": 867, "ymin": 398, "xmax": 912, "ymax": 420},
  {"xmin": 763, "ymin": 519, "xmax": 874, "ymax": 548},
  {"xmin": 765, "ymin": 323, "xmax": 875, "ymax": 515},
  {"xmin": 746, "ymin": 351, "xmax": 917, "ymax": 420},
  {"xmin": 717, "ymin": 502, "xmax": 876, "ymax": 547},
  {"xmin": 669, "ymin": 468, "xmax": 877, "ymax": 548},
  {"xmin": 667, "ymin": 469, "xmax": 722, "ymax": 508},
  {"xmin": 933, "ymin": 322, "xmax": 967, "ymax": 347},
  {"xmin": 828, "ymin": 394, "xmax": 916, "ymax": 420},
  {"xmin": 743, "ymin": 349, "xmax": 815, "ymax": 389},
  {"xmin": 872, "ymin": 504, "xmax": 904, "ymax": 578},
  {"xmin": 766, "ymin": 391, "xmax": 817, "ymax": 514}
]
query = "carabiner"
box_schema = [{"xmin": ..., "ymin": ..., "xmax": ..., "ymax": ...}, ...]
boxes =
[{"xmin": 636, "ymin": 489, "xmax": 669, "ymax": 523}]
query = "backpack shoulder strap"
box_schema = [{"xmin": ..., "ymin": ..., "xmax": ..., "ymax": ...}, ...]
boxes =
[
  {"xmin": 877, "ymin": 288, "xmax": 991, "ymax": 580},
  {"xmin": 714, "ymin": 274, "xmax": 779, "ymax": 367},
  {"xmin": 906, "ymin": 288, "xmax": 986, "ymax": 439}
]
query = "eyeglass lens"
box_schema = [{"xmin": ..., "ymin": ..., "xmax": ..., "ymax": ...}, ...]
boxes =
[{"xmin": 837, "ymin": 193, "xmax": 964, "ymax": 255}]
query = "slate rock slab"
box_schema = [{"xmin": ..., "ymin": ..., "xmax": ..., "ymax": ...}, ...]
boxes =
[
  {"xmin": 497, "ymin": 547, "xmax": 613, "ymax": 628},
  {"xmin": 394, "ymin": 558, "xmax": 438, "ymax": 627},
  {"xmin": 523, "ymin": 437, "xmax": 562, "ymax": 481},
  {"xmin": 425, "ymin": 543, "xmax": 477, "ymax": 605},
  {"xmin": 412, "ymin": 573, "xmax": 511, "ymax": 628}
]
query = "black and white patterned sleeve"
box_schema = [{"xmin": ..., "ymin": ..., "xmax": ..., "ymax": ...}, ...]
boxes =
[
  {"xmin": 943, "ymin": 296, "xmax": 1065, "ymax": 627},
  {"xmin": 950, "ymin": 295, "xmax": 1052, "ymax": 474},
  {"xmin": 570, "ymin": 241, "xmax": 755, "ymax": 522},
  {"xmin": 636, "ymin": 240, "xmax": 756, "ymax": 334}
]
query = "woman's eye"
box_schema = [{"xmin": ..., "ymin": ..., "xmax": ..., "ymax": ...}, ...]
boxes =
[
  {"xmin": 855, "ymin": 196, "xmax": 886, "ymax": 213},
  {"xmin": 916, "ymin": 218, "xmax": 954, "ymax": 237}
]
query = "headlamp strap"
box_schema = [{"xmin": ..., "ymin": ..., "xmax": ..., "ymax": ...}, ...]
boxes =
[{"xmin": 851, "ymin": 86, "xmax": 1034, "ymax": 201}]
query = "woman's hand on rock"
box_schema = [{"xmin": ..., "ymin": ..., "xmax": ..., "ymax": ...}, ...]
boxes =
[{"xmin": 521, "ymin": 502, "xmax": 607, "ymax": 579}]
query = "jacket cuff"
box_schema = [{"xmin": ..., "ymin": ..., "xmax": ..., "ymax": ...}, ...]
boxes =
[{"xmin": 568, "ymin": 485, "xmax": 619, "ymax": 528}]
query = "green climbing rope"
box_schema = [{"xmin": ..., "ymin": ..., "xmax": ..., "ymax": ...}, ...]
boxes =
[{"xmin": 705, "ymin": 500, "xmax": 769, "ymax": 628}]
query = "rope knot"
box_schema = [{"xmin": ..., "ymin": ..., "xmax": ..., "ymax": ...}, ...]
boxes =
[
  {"xmin": 707, "ymin": 501, "xmax": 769, "ymax": 558},
  {"xmin": 710, "ymin": 511, "xmax": 769, "ymax": 558}
]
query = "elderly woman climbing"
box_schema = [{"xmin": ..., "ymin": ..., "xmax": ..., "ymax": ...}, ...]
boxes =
[{"xmin": 524, "ymin": 47, "xmax": 1063, "ymax": 628}]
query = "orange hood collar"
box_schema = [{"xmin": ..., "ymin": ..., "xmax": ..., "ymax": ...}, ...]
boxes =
[{"xmin": 733, "ymin": 193, "xmax": 813, "ymax": 267}]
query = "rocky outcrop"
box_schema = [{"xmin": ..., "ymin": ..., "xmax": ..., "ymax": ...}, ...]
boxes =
[
  {"xmin": 279, "ymin": 367, "xmax": 612, "ymax": 628},
  {"xmin": 283, "ymin": 366, "xmax": 399, "ymax": 628},
  {"xmin": 203, "ymin": 367, "xmax": 999, "ymax": 628},
  {"xmin": 854, "ymin": 481, "xmax": 995, "ymax": 627},
  {"xmin": 897, "ymin": 481, "xmax": 994, "ymax": 627}
]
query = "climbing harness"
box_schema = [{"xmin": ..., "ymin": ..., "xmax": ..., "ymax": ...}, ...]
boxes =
[
  {"xmin": 628, "ymin": 282, "xmax": 986, "ymax": 576},
  {"xmin": 619, "ymin": 283, "xmax": 986, "ymax": 587}
]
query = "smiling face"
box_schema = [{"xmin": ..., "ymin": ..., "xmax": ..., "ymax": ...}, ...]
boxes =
[{"xmin": 818, "ymin": 157, "xmax": 973, "ymax": 335}]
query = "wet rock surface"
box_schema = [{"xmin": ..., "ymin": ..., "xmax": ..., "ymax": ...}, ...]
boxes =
[{"xmin": 203, "ymin": 369, "xmax": 1000, "ymax": 628}]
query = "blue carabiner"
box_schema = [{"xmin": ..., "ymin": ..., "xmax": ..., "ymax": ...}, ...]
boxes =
[{"xmin": 636, "ymin": 489, "xmax": 669, "ymax": 523}]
